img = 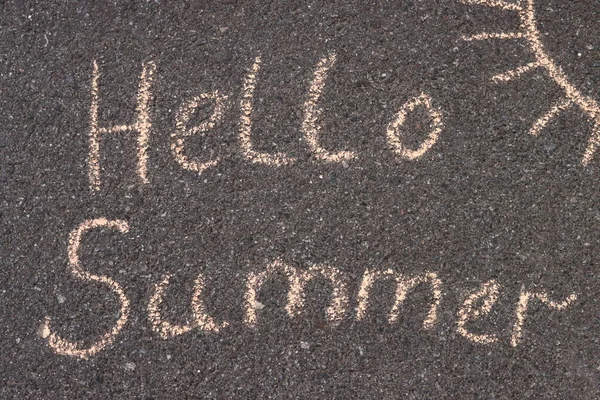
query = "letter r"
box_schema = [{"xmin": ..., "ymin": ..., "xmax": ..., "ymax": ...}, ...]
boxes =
[{"xmin": 88, "ymin": 60, "xmax": 157, "ymax": 191}]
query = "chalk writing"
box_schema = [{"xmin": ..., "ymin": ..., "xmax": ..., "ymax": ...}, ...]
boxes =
[
  {"xmin": 89, "ymin": 60, "xmax": 156, "ymax": 191},
  {"xmin": 171, "ymin": 91, "xmax": 227, "ymax": 175},
  {"xmin": 85, "ymin": 55, "xmax": 444, "ymax": 190},
  {"xmin": 456, "ymin": 280, "xmax": 500, "ymax": 344},
  {"xmin": 147, "ymin": 273, "xmax": 228, "ymax": 339},
  {"xmin": 511, "ymin": 287, "xmax": 577, "ymax": 347},
  {"xmin": 239, "ymin": 56, "xmax": 297, "ymax": 166},
  {"xmin": 41, "ymin": 220, "xmax": 580, "ymax": 358},
  {"xmin": 386, "ymin": 93, "xmax": 444, "ymax": 160},
  {"xmin": 42, "ymin": 218, "xmax": 130, "ymax": 359},
  {"xmin": 42, "ymin": 6, "xmax": 594, "ymax": 362},
  {"xmin": 355, "ymin": 269, "xmax": 442, "ymax": 329},
  {"xmin": 302, "ymin": 53, "xmax": 357, "ymax": 162},
  {"xmin": 244, "ymin": 258, "xmax": 348, "ymax": 328}
]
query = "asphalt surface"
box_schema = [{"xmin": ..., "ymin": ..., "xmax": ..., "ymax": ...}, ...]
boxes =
[{"xmin": 2, "ymin": 0, "xmax": 600, "ymax": 398}]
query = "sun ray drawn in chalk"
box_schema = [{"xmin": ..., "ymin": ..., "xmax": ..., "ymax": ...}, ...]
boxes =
[
  {"xmin": 490, "ymin": 61, "xmax": 540, "ymax": 83},
  {"xmin": 460, "ymin": 0, "xmax": 600, "ymax": 165}
]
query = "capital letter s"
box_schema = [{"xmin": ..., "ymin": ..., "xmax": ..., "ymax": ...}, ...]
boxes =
[{"xmin": 41, "ymin": 218, "xmax": 130, "ymax": 359}]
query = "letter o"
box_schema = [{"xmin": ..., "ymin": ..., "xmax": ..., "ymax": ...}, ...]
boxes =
[{"xmin": 386, "ymin": 92, "xmax": 444, "ymax": 160}]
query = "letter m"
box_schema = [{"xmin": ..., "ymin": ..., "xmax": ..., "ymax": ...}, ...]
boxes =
[
  {"xmin": 355, "ymin": 269, "xmax": 442, "ymax": 329},
  {"xmin": 244, "ymin": 259, "xmax": 349, "ymax": 328}
]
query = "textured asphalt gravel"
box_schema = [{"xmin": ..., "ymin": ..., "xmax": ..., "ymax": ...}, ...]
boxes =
[{"xmin": 1, "ymin": 0, "xmax": 600, "ymax": 398}]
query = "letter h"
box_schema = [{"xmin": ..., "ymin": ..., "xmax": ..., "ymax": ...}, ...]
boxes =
[{"xmin": 88, "ymin": 60, "xmax": 156, "ymax": 191}]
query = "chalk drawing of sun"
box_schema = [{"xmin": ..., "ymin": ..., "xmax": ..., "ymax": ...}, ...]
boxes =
[{"xmin": 460, "ymin": 0, "xmax": 600, "ymax": 165}]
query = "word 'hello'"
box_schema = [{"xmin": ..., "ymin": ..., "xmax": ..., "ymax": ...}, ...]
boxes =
[
  {"xmin": 40, "ymin": 219, "xmax": 578, "ymax": 359},
  {"xmin": 87, "ymin": 53, "xmax": 444, "ymax": 191}
]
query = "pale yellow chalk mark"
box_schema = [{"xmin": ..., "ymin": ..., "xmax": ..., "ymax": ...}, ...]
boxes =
[
  {"xmin": 491, "ymin": 62, "xmax": 540, "ymax": 83},
  {"xmin": 461, "ymin": 0, "xmax": 522, "ymax": 11},
  {"xmin": 191, "ymin": 274, "xmax": 229, "ymax": 332},
  {"xmin": 456, "ymin": 280, "xmax": 500, "ymax": 344},
  {"xmin": 355, "ymin": 269, "xmax": 442, "ymax": 329},
  {"xmin": 463, "ymin": 32, "xmax": 523, "ymax": 41},
  {"xmin": 148, "ymin": 273, "xmax": 229, "ymax": 339},
  {"xmin": 239, "ymin": 56, "xmax": 296, "ymax": 166},
  {"xmin": 42, "ymin": 218, "xmax": 130, "ymax": 359},
  {"xmin": 529, "ymin": 98, "xmax": 572, "ymax": 136},
  {"xmin": 302, "ymin": 53, "xmax": 356, "ymax": 162},
  {"xmin": 510, "ymin": 288, "xmax": 577, "ymax": 347},
  {"xmin": 287, "ymin": 263, "xmax": 348, "ymax": 323},
  {"xmin": 37, "ymin": 322, "xmax": 51, "ymax": 339},
  {"xmin": 89, "ymin": 60, "xmax": 157, "ymax": 191},
  {"xmin": 386, "ymin": 93, "xmax": 444, "ymax": 160},
  {"xmin": 171, "ymin": 91, "xmax": 227, "ymax": 174},
  {"xmin": 147, "ymin": 274, "xmax": 194, "ymax": 339},
  {"xmin": 582, "ymin": 121, "xmax": 600, "ymax": 165},
  {"xmin": 460, "ymin": 0, "xmax": 600, "ymax": 165},
  {"xmin": 244, "ymin": 259, "xmax": 348, "ymax": 328}
]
